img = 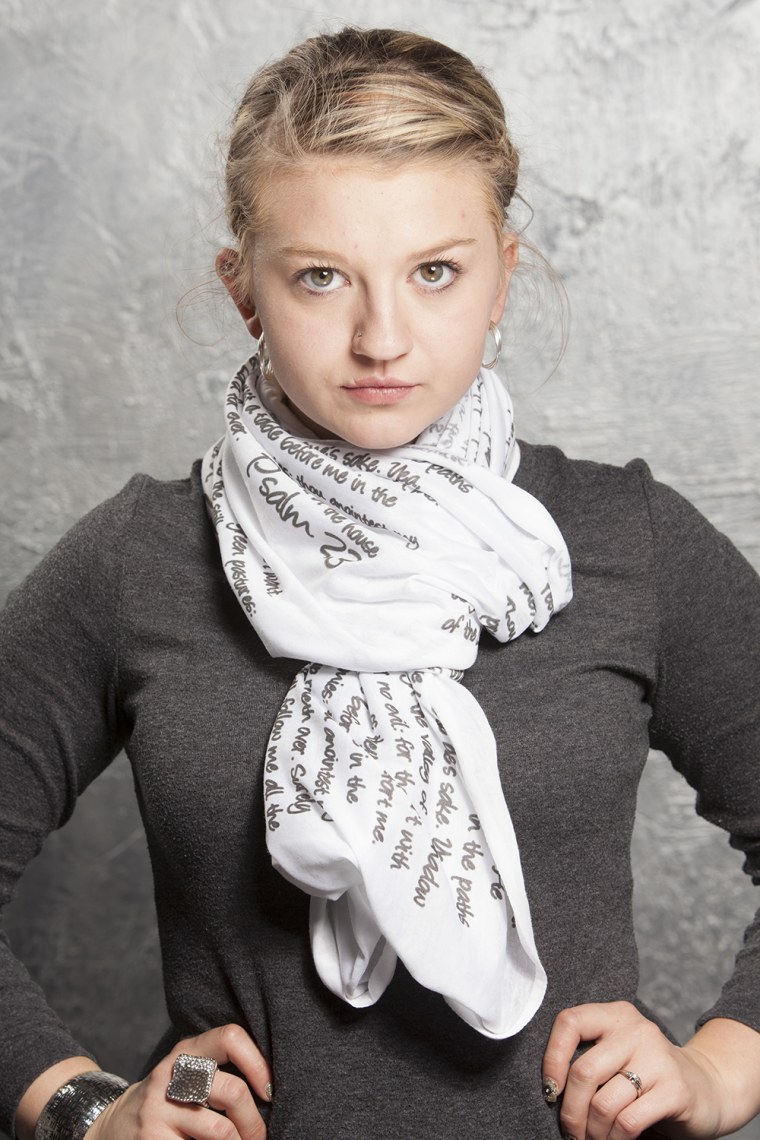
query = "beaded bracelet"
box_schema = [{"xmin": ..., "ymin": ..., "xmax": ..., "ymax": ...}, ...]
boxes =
[{"xmin": 34, "ymin": 1070, "xmax": 129, "ymax": 1140}]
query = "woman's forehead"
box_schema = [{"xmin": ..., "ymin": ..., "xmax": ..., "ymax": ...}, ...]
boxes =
[{"xmin": 252, "ymin": 156, "xmax": 496, "ymax": 250}]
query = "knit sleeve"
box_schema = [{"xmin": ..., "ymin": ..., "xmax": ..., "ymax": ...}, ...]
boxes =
[
  {"xmin": 0, "ymin": 476, "xmax": 145, "ymax": 1136},
  {"xmin": 641, "ymin": 463, "xmax": 760, "ymax": 1032}
]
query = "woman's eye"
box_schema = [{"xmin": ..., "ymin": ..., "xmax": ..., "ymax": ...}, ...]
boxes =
[
  {"xmin": 300, "ymin": 267, "xmax": 344, "ymax": 293},
  {"xmin": 414, "ymin": 262, "xmax": 458, "ymax": 289}
]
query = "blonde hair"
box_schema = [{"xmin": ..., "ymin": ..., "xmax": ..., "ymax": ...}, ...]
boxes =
[{"xmin": 224, "ymin": 26, "xmax": 520, "ymax": 304}]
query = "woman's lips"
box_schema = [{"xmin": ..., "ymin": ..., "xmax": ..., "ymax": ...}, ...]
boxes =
[{"xmin": 343, "ymin": 379, "xmax": 416, "ymax": 405}]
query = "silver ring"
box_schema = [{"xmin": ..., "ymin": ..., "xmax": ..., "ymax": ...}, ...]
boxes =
[
  {"xmin": 616, "ymin": 1068, "xmax": 643, "ymax": 1097},
  {"xmin": 166, "ymin": 1053, "xmax": 218, "ymax": 1106}
]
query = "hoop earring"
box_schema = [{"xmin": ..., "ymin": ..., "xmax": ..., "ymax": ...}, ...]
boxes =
[
  {"xmin": 257, "ymin": 332, "xmax": 276, "ymax": 383},
  {"xmin": 482, "ymin": 321, "xmax": 502, "ymax": 370}
]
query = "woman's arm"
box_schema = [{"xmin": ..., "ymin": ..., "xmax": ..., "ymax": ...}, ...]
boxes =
[
  {"xmin": 0, "ymin": 482, "xmax": 143, "ymax": 1131},
  {"xmin": 542, "ymin": 470, "xmax": 760, "ymax": 1139},
  {"xmin": 1, "ymin": 478, "xmax": 276, "ymax": 1138}
]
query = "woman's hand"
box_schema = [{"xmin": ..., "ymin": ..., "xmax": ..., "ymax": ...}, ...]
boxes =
[
  {"xmin": 88, "ymin": 1024, "xmax": 273, "ymax": 1140},
  {"xmin": 542, "ymin": 1002, "xmax": 760, "ymax": 1140}
]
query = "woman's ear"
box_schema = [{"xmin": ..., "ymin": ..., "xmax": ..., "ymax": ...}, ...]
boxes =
[
  {"xmin": 216, "ymin": 248, "xmax": 262, "ymax": 338},
  {"xmin": 490, "ymin": 232, "xmax": 519, "ymax": 324}
]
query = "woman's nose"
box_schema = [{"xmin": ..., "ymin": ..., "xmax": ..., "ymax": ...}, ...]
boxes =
[{"xmin": 352, "ymin": 294, "xmax": 413, "ymax": 362}]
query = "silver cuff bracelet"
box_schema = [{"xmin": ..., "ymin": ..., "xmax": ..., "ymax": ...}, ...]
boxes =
[{"xmin": 34, "ymin": 1070, "xmax": 129, "ymax": 1140}]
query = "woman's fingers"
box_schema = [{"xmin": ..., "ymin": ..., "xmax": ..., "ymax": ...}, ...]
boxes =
[
  {"xmin": 543, "ymin": 1002, "xmax": 634, "ymax": 1106},
  {"xmin": 161, "ymin": 1025, "xmax": 272, "ymax": 1139},
  {"xmin": 176, "ymin": 1023, "xmax": 273, "ymax": 1103},
  {"xmin": 88, "ymin": 1022, "xmax": 271, "ymax": 1139},
  {"xmin": 542, "ymin": 1001, "xmax": 694, "ymax": 1140},
  {"xmin": 207, "ymin": 1070, "xmax": 268, "ymax": 1140},
  {"xmin": 168, "ymin": 1101, "xmax": 250, "ymax": 1140},
  {"xmin": 584, "ymin": 1070, "xmax": 647, "ymax": 1140},
  {"xmin": 559, "ymin": 1044, "xmax": 646, "ymax": 1138}
]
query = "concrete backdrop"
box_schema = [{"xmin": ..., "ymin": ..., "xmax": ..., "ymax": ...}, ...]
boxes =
[{"xmin": 1, "ymin": 0, "xmax": 759, "ymax": 1134}]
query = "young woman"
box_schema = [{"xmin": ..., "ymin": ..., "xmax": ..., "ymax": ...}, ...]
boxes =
[{"xmin": 4, "ymin": 25, "xmax": 760, "ymax": 1140}]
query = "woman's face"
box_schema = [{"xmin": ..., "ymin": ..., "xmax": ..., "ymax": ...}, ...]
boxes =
[{"xmin": 230, "ymin": 157, "xmax": 515, "ymax": 449}]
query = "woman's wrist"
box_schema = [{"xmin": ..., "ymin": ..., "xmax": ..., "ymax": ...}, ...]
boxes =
[
  {"xmin": 15, "ymin": 1058, "xmax": 108, "ymax": 1140},
  {"xmin": 681, "ymin": 1017, "xmax": 760, "ymax": 1135},
  {"xmin": 33, "ymin": 1070, "xmax": 128, "ymax": 1140}
]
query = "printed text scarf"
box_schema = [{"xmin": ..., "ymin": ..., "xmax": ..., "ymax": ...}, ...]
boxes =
[{"xmin": 202, "ymin": 355, "xmax": 572, "ymax": 1038}]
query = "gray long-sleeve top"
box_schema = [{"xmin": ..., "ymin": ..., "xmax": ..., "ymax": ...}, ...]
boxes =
[{"xmin": 1, "ymin": 443, "xmax": 759, "ymax": 1138}]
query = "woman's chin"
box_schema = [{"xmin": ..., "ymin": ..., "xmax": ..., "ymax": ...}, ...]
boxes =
[
  {"xmin": 331, "ymin": 405, "xmax": 436, "ymax": 451},
  {"xmin": 337, "ymin": 426, "xmax": 419, "ymax": 451}
]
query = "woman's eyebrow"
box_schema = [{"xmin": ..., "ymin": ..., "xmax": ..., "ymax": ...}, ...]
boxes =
[
  {"xmin": 275, "ymin": 236, "xmax": 478, "ymax": 261},
  {"xmin": 275, "ymin": 245, "xmax": 342, "ymax": 260},
  {"xmin": 409, "ymin": 236, "xmax": 478, "ymax": 260}
]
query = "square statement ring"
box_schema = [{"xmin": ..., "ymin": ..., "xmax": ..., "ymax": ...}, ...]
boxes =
[{"xmin": 166, "ymin": 1053, "xmax": 218, "ymax": 1107}]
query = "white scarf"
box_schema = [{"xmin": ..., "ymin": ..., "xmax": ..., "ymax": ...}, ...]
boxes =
[{"xmin": 202, "ymin": 355, "xmax": 572, "ymax": 1038}]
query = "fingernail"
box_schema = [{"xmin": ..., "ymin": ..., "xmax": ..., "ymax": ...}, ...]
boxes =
[
  {"xmin": 265, "ymin": 1081, "xmax": 274, "ymax": 1101},
  {"xmin": 562, "ymin": 1134, "xmax": 577, "ymax": 1140},
  {"xmin": 542, "ymin": 1076, "xmax": 559, "ymax": 1103}
]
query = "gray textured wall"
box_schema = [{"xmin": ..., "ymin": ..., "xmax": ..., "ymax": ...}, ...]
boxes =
[{"xmin": 2, "ymin": 0, "xmax": 759, "ymax": 1134}]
